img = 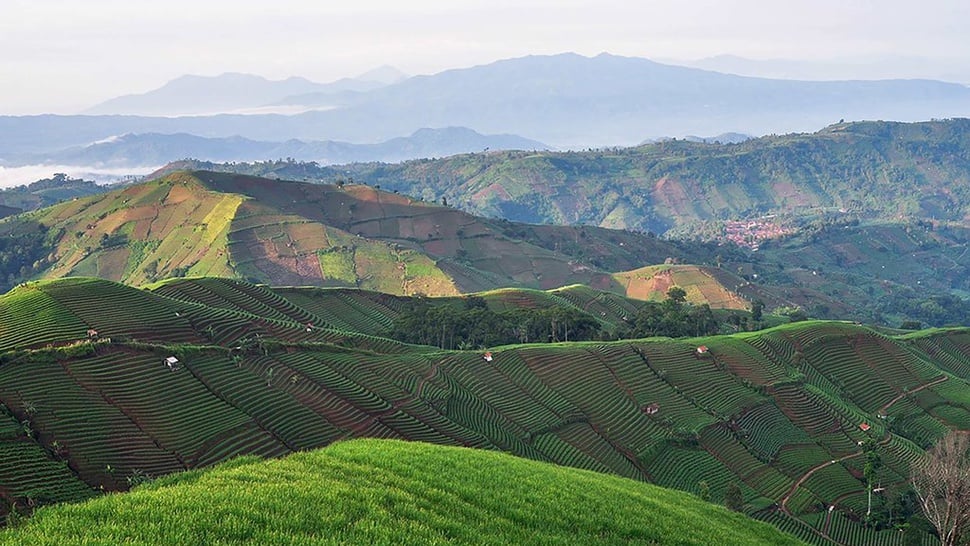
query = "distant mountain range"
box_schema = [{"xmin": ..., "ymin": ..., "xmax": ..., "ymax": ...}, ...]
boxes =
[
  {"xmin": 84, "ymin": 66, "xmax": 409, "ymax": 116},
  {"xmin": 3, "ymin": 52, "xmax": 970, "ymax": 159},
  {"xmin": 5, "ymin": 127, "xmax": 547, "ymax": 169}
]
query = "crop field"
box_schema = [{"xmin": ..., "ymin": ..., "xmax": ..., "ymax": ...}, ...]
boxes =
[
  {"xmin": 612, "ymin": 264, "xmax": 750, "ymax": 309},
  {"xmin": 0, "ymin": 278, "xmax": 966, "ymax": 544}
]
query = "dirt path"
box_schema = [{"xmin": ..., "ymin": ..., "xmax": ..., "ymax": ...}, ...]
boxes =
[
  {"xmin": 779, "ymin": 451, "xmax": 865, "ymax": 513},
  {"xmin": 878, "ymin": 375, "xmax": 947, "ymax": 414}
]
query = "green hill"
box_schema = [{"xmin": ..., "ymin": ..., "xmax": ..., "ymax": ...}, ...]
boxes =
[
  {"xmin": 327, "ymin": 119, "xmax": 970, "ymax": 235},
  {"xmin": 0, "ymin": 170, "xmax": 706, "ymax": 297},
  {"xmin": 0, "ymin": 277, "xmax": 962, "ymax": 544},
  {"xmin": 0, "ymin": 439, "xmax": 805, "ymax": 546},
  {"xmin": 136, "ymin": 120, "xmax": 970, "ymax": 326}
]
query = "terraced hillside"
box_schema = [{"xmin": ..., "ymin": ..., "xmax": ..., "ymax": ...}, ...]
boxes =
[
  {"xmin": 0, "ymin": 170, "xmax": 712, "ymax": 296},
  {"xmin": 0, "ymin": 277, "xmax": 966, "ymax": 544},
  {"xmin": 328, "ymin": 119, "xmax": 970, "ymax": 234},
  {"xmin": 0, "ymin": 440, "xmax": 806, "ymax": 546}
]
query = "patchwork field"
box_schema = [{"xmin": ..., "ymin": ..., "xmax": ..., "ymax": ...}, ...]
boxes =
[{"xmin": 1, "ymin": 277, "xmax": 967, "ymax": 544}]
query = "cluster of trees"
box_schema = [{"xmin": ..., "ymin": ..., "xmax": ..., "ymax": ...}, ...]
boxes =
[
  {"xmin": 628, "ymin": 287, "xmax": 726, "ymax": 338},
  {"xmin": 0, "ymin": 223, "xmax": 52, "ymax": 294},
  {"xmin": 389, "ymin": 288, "xmax": 748, "ymax": 350},
  {"xmin": 885, "ymin": 293, "xmax": 970, "ymax": 328},
  {"xmin": 388, "ymin": 296, "xmax": 602, "ymax": 350}
]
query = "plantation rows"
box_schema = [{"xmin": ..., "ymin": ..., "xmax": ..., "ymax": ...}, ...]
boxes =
[
  {"xmin": 635, "ymin": 340, "xmax": 761, "ymax": 420},
  {"xmin": 0, "ymin": 286, "xmax": 90, "ymax": 350},
  {"xmin": 39, "ymin": 278, "xmax": 199, "ymax": 345},
  {"xmin": 275, "ymin": 287, "xmax": 408, "ymax": 335},
  {"xmin": 0, "ymin": 353, "xmax": 186, "ymax": 486},
  {"xmin": 0, "ymin": 408, "xmax": 97, "ymax": 509},
  {"xmin": 801, "ymin": 336, "xmax": 898, "ymax": 413},
  {"xmin": 699, "ymin": 425, "xmax": 795, "ymax": 501},
  {"xmin": 735, "ymin": 402, "xmax": 813, "ymax": 461},
  {"xmin": 711, "ymin": 335, "xmax": 790, "ymax": 386},
  {"xmin": 1, "ymin": 281, "xmax": 967, "ymax": 544},
  {"xmin": 910, "ymin": 331, "xmax": 970, "ymax": 378}
]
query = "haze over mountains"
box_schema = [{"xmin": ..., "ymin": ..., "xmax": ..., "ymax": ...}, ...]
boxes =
[
  {"xmin": 5, "ymin": 128, "xmax": 547, "ymax": 170},
  {"xmin": 83, "ymin": 66, "xmax": 410, "ymax": 116},
  {"xmin": 3, "ymin": 52, "xmax": 970, "ymax": 179}
]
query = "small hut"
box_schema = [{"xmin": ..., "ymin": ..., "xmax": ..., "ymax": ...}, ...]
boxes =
[
  {"xmin": 644, "ymin": 403, "xmax": 660, "ymax": 415},
  {"xmin": 859, "ymin": 422, "xmax": 871, "ymax": 432},
  {"xmin": 695, "ymin": 345, "xmax": 710, "ymax": 357},
  {"xmin": 483, "ymin": 351, "xmax": 493, "ymax": 362},
  {"xmin": 164, "ymin": 356, "xmax": 180, "ymax": 371},
  {"xmin": 87, "ymin": 329, "xmax": 99, "ymax": 339}
]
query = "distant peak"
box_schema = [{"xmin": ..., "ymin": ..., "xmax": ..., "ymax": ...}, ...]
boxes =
[{"xmin": 355, "ymin": 65, "xmax": 409, "ymax": 85}]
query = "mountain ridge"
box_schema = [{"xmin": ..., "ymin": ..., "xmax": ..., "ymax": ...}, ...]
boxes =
[
  {"xmin": 5, "ymin": 53, "xmax": 970, "ymax": 155},
  {"xmin": 4, "ymin": 127, "xmax": 548, "ymax": 169}
]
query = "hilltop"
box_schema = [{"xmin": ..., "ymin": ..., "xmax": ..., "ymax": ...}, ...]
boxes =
[
  {"xmin": 0, "ymin": 170, "xmax": 722, "ymax": 298},
  {"xmin": 0, "ymin": 276, "xmax": 962, "ymax": 544},
  {"xmin": 0, "ymin": 439, "xmax": 805, "ymax": 546}
]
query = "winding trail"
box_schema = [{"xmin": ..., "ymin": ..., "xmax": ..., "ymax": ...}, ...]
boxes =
[
  {"xmin": 878, "ymin": 375, "xmax": 947, "ymax": 414},
  {"xmin": 779, "ymin": 451, "xmax": 865, "ymax": 514},
  {"xmin": 781, "ymin": 375, "xmax": 951, "ymax": 513}
]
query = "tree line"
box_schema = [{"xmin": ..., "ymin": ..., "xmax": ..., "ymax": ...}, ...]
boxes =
[{"xmin": 388, "ymin": 288, "xmax": 740, "ymax": 350}]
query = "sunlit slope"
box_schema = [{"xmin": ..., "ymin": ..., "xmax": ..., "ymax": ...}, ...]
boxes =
[
  {"xmin": 25, "ymin": 172, "xmax": 241, "ymax": 284},
  {"xmin": 612, "ymin": 263, "xmax": 786, "ymax": 310},
  {"xmin": 0, "ymin": 439, "xmax": 806, "ymax": 546},
  {"xmin": 0, "ymin": 277, "xmax": 421, "ymax": 354},
  {"xmin": 3, "ymin": 171, "xmax": 702, "ymax": 295}
]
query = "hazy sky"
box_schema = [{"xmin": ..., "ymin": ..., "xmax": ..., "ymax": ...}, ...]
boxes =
[{"xmin": 3, "ymin": 0, "xmax": 970, "ymax": 115}]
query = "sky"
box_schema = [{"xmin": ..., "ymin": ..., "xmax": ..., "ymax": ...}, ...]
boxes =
[{"xmin": 3, "ymin": 0, "xmax": 970, "ymax": 115}]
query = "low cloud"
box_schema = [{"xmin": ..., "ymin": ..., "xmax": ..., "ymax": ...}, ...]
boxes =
[{"xmin": 0, "ymin": 164, "xmax": 158, "ymax": 189}]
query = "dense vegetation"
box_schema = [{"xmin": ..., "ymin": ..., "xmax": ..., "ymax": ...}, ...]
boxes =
[
  {"xmin": 0, "ymin": 439, "xmax": 807, "ymax": 546},
  {"xmin": 390, "ymin": 296, "xmax": 603, "ymax": 348},
  {"xmin": 0, "ymin": 221, "xmax": 54, "ymax": 294}
]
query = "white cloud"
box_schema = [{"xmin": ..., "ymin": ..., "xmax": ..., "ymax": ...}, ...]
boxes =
[{"xmin": 0, "ymin": 165, "xmax": 157, "ymax": 189}]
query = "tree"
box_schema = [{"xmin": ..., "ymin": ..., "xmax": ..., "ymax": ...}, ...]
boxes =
[
  {"xmin": 697, "ymin": 480, "xmax": 711, "ymax": 502},
  {"xmin": 751, "ymin": 300, "xmax": 764, "ymax": 323},
  {"xmin": 666, "ymin": 286, "xmax": 687, "ymax": 304},
  {"xmin": 724, "ymin": 482, "xmax": 744, "ymax": 512},
  {"xmin": 911, "ymin": 431, "xmax": 970, "ymax": 546}
]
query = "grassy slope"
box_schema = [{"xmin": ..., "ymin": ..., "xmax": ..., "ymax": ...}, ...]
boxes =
[{"xmin": 0, "ymin": 439, "xmax": 805, "ymax": 546}]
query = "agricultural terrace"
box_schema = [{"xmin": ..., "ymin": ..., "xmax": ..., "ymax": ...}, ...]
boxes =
[{"xmin": 0, "ymin": 279, "xmax": 966, "ymax": 545}]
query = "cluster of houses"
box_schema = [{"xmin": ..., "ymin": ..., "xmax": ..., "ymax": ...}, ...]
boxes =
[{"xmin": 720, "ymin": 219, "xmax": 795, "ymax": 251}]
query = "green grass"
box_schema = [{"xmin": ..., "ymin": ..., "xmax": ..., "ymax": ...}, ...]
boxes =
[{"xmin": 0, "ymin": 439, "xmax": 806, "ymax": 546}]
